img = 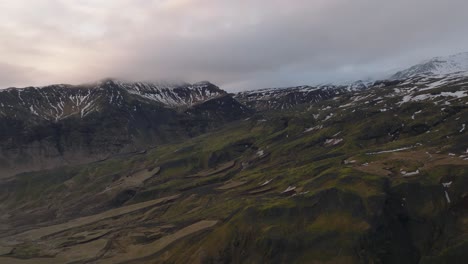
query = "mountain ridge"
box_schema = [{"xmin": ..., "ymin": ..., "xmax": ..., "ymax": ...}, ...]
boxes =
[
  {"xmin": 1, "ymin": 64, "xmax": 466, "ymax": 263},
  {"xmin": 0, "ymin": 80, "xmax": 250, "ymax": 177},
  {"xmin": 0, "ymin": 79, "xmax": 227, "ymax": 121},
  {"xmin": 1, "ymin": 51, "xmax": 468, "ymax": 175},
  {"xmin": 0, "ymin": 52, "xmax": 467, "ymax": 263},
  {"xmin": 392, "ymin": 52, "xmax": 468, "ymax": 79}
]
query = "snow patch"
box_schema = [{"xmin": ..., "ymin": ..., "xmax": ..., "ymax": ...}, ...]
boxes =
[
  {"xmin": 260, "ymin": 179, "xmax": 272, "ymax": 186},
  {"xmin": 325, "ymin": 138, "xmax": 343, "ymax": 146},
  {"xmin": 445, "ymin": 191, "xmax": 451, "ymax": 203},
  {"xmin": 401, "ymin": 169, "xmax": 419, "ymax": 176},
  {"xmin": 412, "ymin": 110, "xmax": 422, "ymax": 120},
  {"xmin": 304, "ymin": 125, "xmax": 323, "ymax": 133},
  {"xmin": 367, "ymin": 146, "xmax": 414, "ymax": 155},
  {"xmin": 399, "ymin": 91, "xmax": 468, "ymax": 105},
  {"xmin": 442, "ymin": 181, "xmax": 452, "ymax": 188},
  {"xmin": 324, "ymin": 113, "xmax": 334, "ymax": 121},
  {"xmin": 282, "ymin": 186, "xmax": 296, "ymax": 193}
]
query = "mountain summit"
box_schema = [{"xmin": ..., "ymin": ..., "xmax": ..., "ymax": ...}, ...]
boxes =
[
  {"xmin": 392, "ymin": 52, "xmax": 468, "ymax": 79},
  {"xmin": 0, "ymin": 80, "xmax": 249, "ymax": 176},
  {"xmin": 0, "ymin": 79, "xmax": 226, "ymax": 121}
]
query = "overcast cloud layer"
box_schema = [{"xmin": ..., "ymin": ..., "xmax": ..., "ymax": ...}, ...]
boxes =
[{"xmin": 1, "ymin": 0, "xmax": 468, "ymax": 91}]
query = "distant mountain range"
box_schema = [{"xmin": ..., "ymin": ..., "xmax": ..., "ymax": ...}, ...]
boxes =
[
  {"xmin": 0, "ymin": 52, "xmax": 467, "ymax": 264},
  {"xmin": 1, "ymin": 52, "xmax": 467, "ymax": 176},
  {"xmin": 0, "ymin": 79, "xmax": 227, "ymax": 121},
  {"xmin": 0, "ymin": 80, "xmax": 251, "ymax": 176}
]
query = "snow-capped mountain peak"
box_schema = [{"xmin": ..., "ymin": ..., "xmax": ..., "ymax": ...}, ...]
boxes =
[
  {"xmin": 97, "ymin": 79, "xmax": 226, "ymax": 107},
  {"xmin": 392, "ymin": 52, "xmax": 468, "ymax": 79},
  {"xmin": 0, "ymin": 80, "xmax": 226, "ymax": 121}
]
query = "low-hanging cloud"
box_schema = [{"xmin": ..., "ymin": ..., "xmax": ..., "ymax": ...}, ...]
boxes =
[{"xmin": 1, "ymin": 0, "xmax": 468, "ymax": 91}]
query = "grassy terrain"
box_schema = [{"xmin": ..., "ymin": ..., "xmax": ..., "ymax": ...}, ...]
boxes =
[{"xmin": 0, "ymin": 80, "xmax": 467, "ymax": 263}]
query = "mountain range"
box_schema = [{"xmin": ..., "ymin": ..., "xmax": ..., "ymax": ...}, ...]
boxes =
[
  {"xmin": 0, "ymin": 52, "xmax": 467, "ymax": 263},
  {"xmin": 0, "ymin": 79, "xmax": 252, "ymax": 176}
]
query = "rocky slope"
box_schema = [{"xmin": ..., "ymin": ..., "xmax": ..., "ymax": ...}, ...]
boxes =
[
  {"xmin": 0, "ymin": 67, "xmax": 467, "ymax": 263},
  {"xmin": 234, "ymin": 81, "xmax": 368, "ymax": 111},
  {"xmin": 236, "ymin": 72, "xmax": 468, "ymax": 112},
  {"xmin": 234, "ymin": 52, "xmax": 468, "ymax": 113},
  {"xmin": 392, "ymin": 52, "xmax": 468, "ymax": 79},
  {"xmin": 0, "ymin": 80, "xmax": 250, "ymax": 177},
  {"xmin": 0, "ymin": 79, "xmax": 227, "ymax": 120}
]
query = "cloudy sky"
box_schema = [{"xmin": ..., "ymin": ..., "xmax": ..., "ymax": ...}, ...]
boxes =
[{"xmin": 1, "ymin": 0, "xmax": 468, "ymax": 91}]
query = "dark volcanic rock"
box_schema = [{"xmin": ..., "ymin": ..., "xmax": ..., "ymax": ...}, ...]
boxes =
[{"xmin": 0, "ymin": 80, "xmax": 251, "ymax": 177}]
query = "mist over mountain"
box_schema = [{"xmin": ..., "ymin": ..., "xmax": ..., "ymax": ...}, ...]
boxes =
[
  {"xmin": 1, "ymin": 0, "xmax": 468, "ymax": 260},
  {"xmin": 392, "ymin": 52, "xmax": 468, "ymax": 79}
]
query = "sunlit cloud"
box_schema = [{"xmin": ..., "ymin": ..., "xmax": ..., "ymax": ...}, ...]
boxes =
[{"xmin": 1, "ymin": 0, "xmax": 468, "ymax": 91}]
